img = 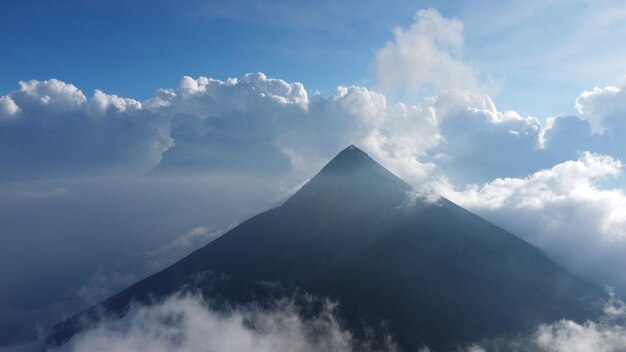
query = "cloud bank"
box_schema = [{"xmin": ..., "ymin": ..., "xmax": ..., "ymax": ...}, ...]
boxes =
[
  {"xmin": 431, "ymin": 152, "xmax": 626, "ymax": 293},
  {"xmin": 0, "ymin": 79, "xmax": 172, "ymax": 182},
  {"xmin": 3, "ymin": 71, "xmax": 625, "ymax": 188}
]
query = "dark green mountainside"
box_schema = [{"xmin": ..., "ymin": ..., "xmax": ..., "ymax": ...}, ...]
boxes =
[{"xmin": 48, "ymin": 145, "xmax": 602, "ymax": 351}]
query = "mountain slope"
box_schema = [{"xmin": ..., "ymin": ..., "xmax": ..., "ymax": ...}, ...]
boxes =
[{"xmin": 49, "ymin": 145, "xmax": 602, "ymax": 351}]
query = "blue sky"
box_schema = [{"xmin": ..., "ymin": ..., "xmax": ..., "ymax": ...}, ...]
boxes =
[
  {"xmin": 3, "ymin": 1, "xmax": 626, "ymax": 350},
  {"xmin": 0, "ymin": 0, "xmax": 402, "ymax": 100},
  {"xmin": 3, "ymin": 0, "xmax": 626, "ymax": 118}
]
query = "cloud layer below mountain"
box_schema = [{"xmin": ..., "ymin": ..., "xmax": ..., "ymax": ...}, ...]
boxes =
[
  {"xmin": 461, "ymin": 290, "xmax": 626, "ymax": 352},
  {"xmin": 46, "ymin": 290, "xmax": 626, "ymax": 352},
  {"xmin": 50, "ymin": 294, "xmax": 396, "ymax": 352}
]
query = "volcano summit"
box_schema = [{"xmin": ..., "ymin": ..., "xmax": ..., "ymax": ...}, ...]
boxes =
[{"xmin": 49, "ymin": 145, "xmax": 602, "ymax": 351}]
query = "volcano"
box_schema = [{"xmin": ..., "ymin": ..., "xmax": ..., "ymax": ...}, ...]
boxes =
[{"xmin": 48, "ymin": 145, "xmax": 602, "ymax": 351}]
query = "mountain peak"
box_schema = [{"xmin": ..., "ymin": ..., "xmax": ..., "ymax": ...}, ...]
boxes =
[
  {"xmin": 343, "ymin": 144, "xmax": 366, "ymax": 154},
  {"xmin": 324, "ymin": 144, "xmax": 370, "ymax": 166},
  {"xmin": 284, "ymin": 145, "xmax": 411, "ymax": 209},
  {"xmin": 48, "ymin": 144, "xmax": 603, "ymax": 352},
  {"xmin": 320, "ymin": 144, "xmax": 378, "ymax": 174},
  {"xmin": 317, "ymin": 145, "xmax": 410, "ymax": 190}
]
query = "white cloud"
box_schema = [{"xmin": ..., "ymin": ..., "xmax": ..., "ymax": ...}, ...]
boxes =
[
  {"xmin": 429, "ymin": 152, "xmax": 626, "ymax": 292},
  {"xmin": 147, "ymin": 72, "xmax": 308, "ymax": 116},
  {"xmin": 532, "ymin": 319, "xmax": 626, "ymax": 352},
  {"xmin": 148, "ymin": 74, "xmax": 443, "ymax": 183},
  {"xmin": 464, "ymin": 320, "xmax": 626, "ymax": 352},
  {"xmin": 435, "ymin": 152, "xmax": 622, "ymax": 211},
  {"xmin": 90, "ymin": 90, "xmax": 142, "ymax": 115},
  {"xmin": 575, "ymin": 77, "xmax": 626, "ymax": 134},
  {"xmin": 2, "ymin": 72, "xmax": 618, "ymax": 189},
  {"xmin": 52, "ymin": 294, "xmax": 394, "ymax": 352},
  {"xmin": 55, "ymin": 290, "xmax": 626, "ymax": 352},
  {"xmin": 0, "ymin": 96, "xmax": 20, "ymax": 119},
  {"xmin": 11, "ymin": 79, "xmax": 87, "ymax": 113},
  {"xmin": 0, "ymin": 79, "xmax": 172, "ymax": 182},
  {"xmin": 327, "ymin": 86, "xmax": 441, "ymax": 183},
  {"xmin": 375, "ymin": 9, "xmax": 479, "ymax": 95},
  {"xmin": 424, "ymin": 89, "xmax": 544, "ymax": 184},
  {"xmin": 462, "ymin": 291, "xmax": 626, "ymax": 352},
  {"xmin": 148, "ymin": 73, "xmax": 549, "ymax": 185}
]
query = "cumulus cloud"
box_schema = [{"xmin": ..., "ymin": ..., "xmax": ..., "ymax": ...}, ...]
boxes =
[
  {"xmin": 146, "ymin": 73, "xmax": 444, "ymax": 183},
  {"xmin": 425, "ymin": 89, "xmax": 544, "ymax": 183},
  {"xmin": 146, "ymin": 72, "xmax": 308, "ymax": 115},
  {"xmin": 375, "ymin": 9, "xmax": 479, "ymax": 95},
  {"xmin": 0, "ymin": 96, "xmax": 20, "ymax": 120},
  {"xmin": 147, "ymin": 72, "xmax": 551, "ymax": 185},
  {"xmin": 429, "ymin": 152, "xmax": 626, "ymax": 292},
  {"xmin": 90, "ymin": 90, "xmax": 142, "ymax": 115},
  {"xmin": 11, "ymin": 79, "xmax": 87, "ymax": 113},
  {"xmin": 0, "ymin": 79, "xmax": 172, "ymax": 182},
  {"xmin": 3, "ymin": 72, "xmax": 622, "ymax": 188},
  {"xmin": 145, "ymin": 71, "xmax": 622, "ymax": 188},
  {"xmin": 52, "ymin": 294, "xmax": 395, "ymax": 352},
  {"xmin": 148, "ymin": 73, "xmax": 310, "ymax": 177},
  {"xmin": 575, "ymin": 77, "xmax": 626, "ymax": 134}
]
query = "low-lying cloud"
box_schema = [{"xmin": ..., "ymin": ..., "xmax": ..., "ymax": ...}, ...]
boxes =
[
  {"xmin": 50, "ymin": 294, "xmax": 396, "ymax": 352},
  {"xmin": 47, "ymin": 289, "xmax": 626, "ymax": 352},
  {"xmin": 461, "ymin": 290, "xmax": 626, "ymax": 352}
]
